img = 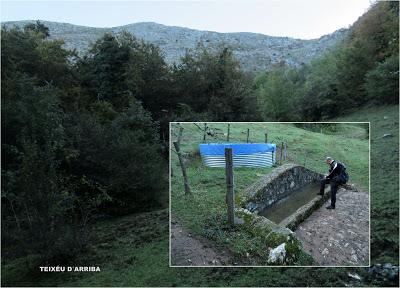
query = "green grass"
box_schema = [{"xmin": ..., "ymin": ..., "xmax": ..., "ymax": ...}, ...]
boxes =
[
  {"xmin": 336, "ymin": 105, "xmax": 399, "ymax": 264},
  {"xmin": 171, "ymin": 122, "xmax": 369, "ymax": 265},
  {"xmin": 0, "ymin": 209, "xmax": 363, "ymax": 287},
  {"xmin": 171, "ymin": 122, "xmax": 369, "ymax": 188},
  {"xmin": 170, "ymin": 161, "xmax": 283, "ymax": 264},
  {"xmin": 0, "ymin": 209, "xmax": 346, "ymax": 287},
  {"xmin": 2, "ymin": 105, "xmax": 398, "ymax": 287}
]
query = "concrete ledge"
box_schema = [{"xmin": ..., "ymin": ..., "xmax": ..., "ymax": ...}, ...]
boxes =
[{"xmin": 280, "ymin": 187, "xmax": 331, "ymax": 230}]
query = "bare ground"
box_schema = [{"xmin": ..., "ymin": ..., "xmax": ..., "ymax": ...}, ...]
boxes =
[
  {"xmin": 170, "ymin": 220, "xmax": 232, "ymax": 266},
  {"xmin": 295, "ymin": 187, "xmax": 370, "ymax": 266}
]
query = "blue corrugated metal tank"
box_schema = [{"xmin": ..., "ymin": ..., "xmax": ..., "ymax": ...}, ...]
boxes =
[{"xmin": 199, "ymin": 143, "xmax": 276, "ymax": 167}]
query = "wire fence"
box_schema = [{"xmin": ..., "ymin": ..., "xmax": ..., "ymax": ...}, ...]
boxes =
[{"xmin": 170, "ymin": 123, "xmax": 310, "ymax": 167}]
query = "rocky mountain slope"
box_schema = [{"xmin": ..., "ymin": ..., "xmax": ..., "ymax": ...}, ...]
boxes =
[{"xmin": 3, "ymin": 20, "xmax": 347, "ymax": 72}]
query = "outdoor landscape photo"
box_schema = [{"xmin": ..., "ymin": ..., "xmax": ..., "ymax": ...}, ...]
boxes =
[
  {"xmin": 1, "ymin": 0, "xmax": 399, "ymax": 287},
  {"xmin": 170, "ymin": 122, "xmax": 370, "ymax": 267}
]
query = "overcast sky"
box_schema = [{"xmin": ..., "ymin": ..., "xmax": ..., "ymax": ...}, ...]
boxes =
[{"xmin": 1, "ymin": 0, "xmax": 373, "ymax": 39}]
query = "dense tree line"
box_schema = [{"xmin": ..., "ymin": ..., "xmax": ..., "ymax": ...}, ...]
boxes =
[
  {"xmin": 1, "ymin": 21, "xmax": 257, "ymax": 262},
  {"xmin": 1, "ymin": 26, "xmax": 162, "ymax": 261},
  {"xmin": 1, "ymin": 0, "xmax": 398, "ymax": 263},
  {"xmin": 254, "ymin": 1, "xmax": 399, "ymax": 121}
]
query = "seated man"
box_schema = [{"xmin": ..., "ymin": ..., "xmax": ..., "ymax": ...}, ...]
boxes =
[{"xmin": 318, "ymin": 157, "xmax": 346, "ymax": 209}]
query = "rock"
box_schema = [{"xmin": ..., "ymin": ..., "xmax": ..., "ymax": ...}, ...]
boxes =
[
  {"xmin": 348, "ymin": 272, "xmax": 361, "ymax": 280},
  {"xmin": 234, "ymin": 216, "xmax": 245, "ymax": 225},
  {"xmin": 245, "ymin": 202, "xmax": 258, "ymax": 212},
  {"xmin": 350, "ymin": 254, "xmax": 358, "ymax": 263},
  {"xmin": 267, "ymin": 243, "xmax": 286, "ymax": 264},
  {"xmin": 342, "ymin": 183, "xmax": 358, "ymax": 191},
  {"xmin": 367, "ymin": 263, "xmax": 399, "ymax": 281},
  {"xmin": 322, "ymin": 248, "xmax": 329, "ymax": 256}
]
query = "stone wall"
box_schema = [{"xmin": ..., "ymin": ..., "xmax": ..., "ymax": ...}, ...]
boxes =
[
  {"xmin": 233, "ymin": 164, "xmax": 330, "ymax": 264},
  {"xmin": 238, "ymin": 163, "xmax": 323, "ymax": 213}
]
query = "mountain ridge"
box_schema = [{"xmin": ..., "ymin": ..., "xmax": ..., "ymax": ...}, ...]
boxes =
[{"xmin": 3, "ymin": 20, "xmax": 348, "ymax": 72}]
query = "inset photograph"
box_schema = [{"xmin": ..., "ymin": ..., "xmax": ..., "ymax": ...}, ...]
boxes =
[{"xmin": 170, "ymin": 122, "xmax": 370, "ymax": 267}]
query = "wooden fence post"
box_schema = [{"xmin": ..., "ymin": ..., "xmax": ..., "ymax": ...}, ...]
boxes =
[
  {"xmin": 280, "ymin": 141, "xmax": 284, "ymax": 164},
  {"xmin": 225, "ymin": 148, "xmax": 235, "ymax": 226},
  {"xmin": 173, "ymin": 127, "xmax": 191, "ymax": 195},
  {"xmin": 284, "ymin": 142, "xmax": 287, "ymax": 161},
  {"xmin": 304, "ymin": 150, "xmax": 308, "ymax": 167},
  {"xmin": 272, "ymin": 146, "xmax": 275, "ymax": 164},
  {"xmin": 246, "ymin": 129, "xmax": 250, "ymax": 143},
  {"xmin": 227, "ymin": 124, "xmax": 230, "ymax": 142}
]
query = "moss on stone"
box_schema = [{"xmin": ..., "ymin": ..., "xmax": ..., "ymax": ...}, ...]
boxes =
[
  {"xmin": 234, "ymin": 208, "xmax": 304, "ymax": 265},
  {"xmin": 235, "ymin": 194, "xmax": 244, "ymax": 206}
]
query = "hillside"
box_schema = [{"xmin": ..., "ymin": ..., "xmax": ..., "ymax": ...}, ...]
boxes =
[
  {"xmin": 335, "ymin": 105, "xmax": 399, "ymax": 265},
  {"xmin": 2, "ymin": 20, "xmax": 347, "ymax": 72}
]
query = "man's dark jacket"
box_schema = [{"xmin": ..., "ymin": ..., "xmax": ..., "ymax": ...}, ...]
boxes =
[{"xmin": 326, "ymin": 160, "xmax": 345, "ymax": 181}]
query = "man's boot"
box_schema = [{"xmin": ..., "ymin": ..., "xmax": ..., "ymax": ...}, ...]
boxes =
[{"xmin": 327, "ymin": 180, "xmax": 337, "ymax": 209}]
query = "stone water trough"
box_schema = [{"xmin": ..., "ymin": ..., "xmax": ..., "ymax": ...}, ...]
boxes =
[
  {"xmin": 237, "ymin": 163, "xmax": 331, "ymax": 230},
  {"xmin": 234, "ymin": 163, "xmax": 332, "ymax": 264}
]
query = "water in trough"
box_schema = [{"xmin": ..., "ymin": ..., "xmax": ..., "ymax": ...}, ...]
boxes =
[{"xmin": 258, "ymin": 182, "xmax": 320, "ymax": 224}]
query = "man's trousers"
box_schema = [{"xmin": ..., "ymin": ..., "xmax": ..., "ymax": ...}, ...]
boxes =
[{"xmin": 319, "ymin": 177, "xmax": 340, "ymax": 207}]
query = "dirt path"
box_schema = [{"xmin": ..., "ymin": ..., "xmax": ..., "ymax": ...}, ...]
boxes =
[
  {"xmin": 171, "ymin": 220, "xmax": 232, "ymax": 266},
  {"xmin": 295, "ymin": 187, "xmax": 369, "ymax": 266}
]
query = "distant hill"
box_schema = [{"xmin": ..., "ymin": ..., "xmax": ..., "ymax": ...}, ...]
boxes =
[{"xmin": 3, "ymin": 20, "xmax": 347, "ymax": 72}]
